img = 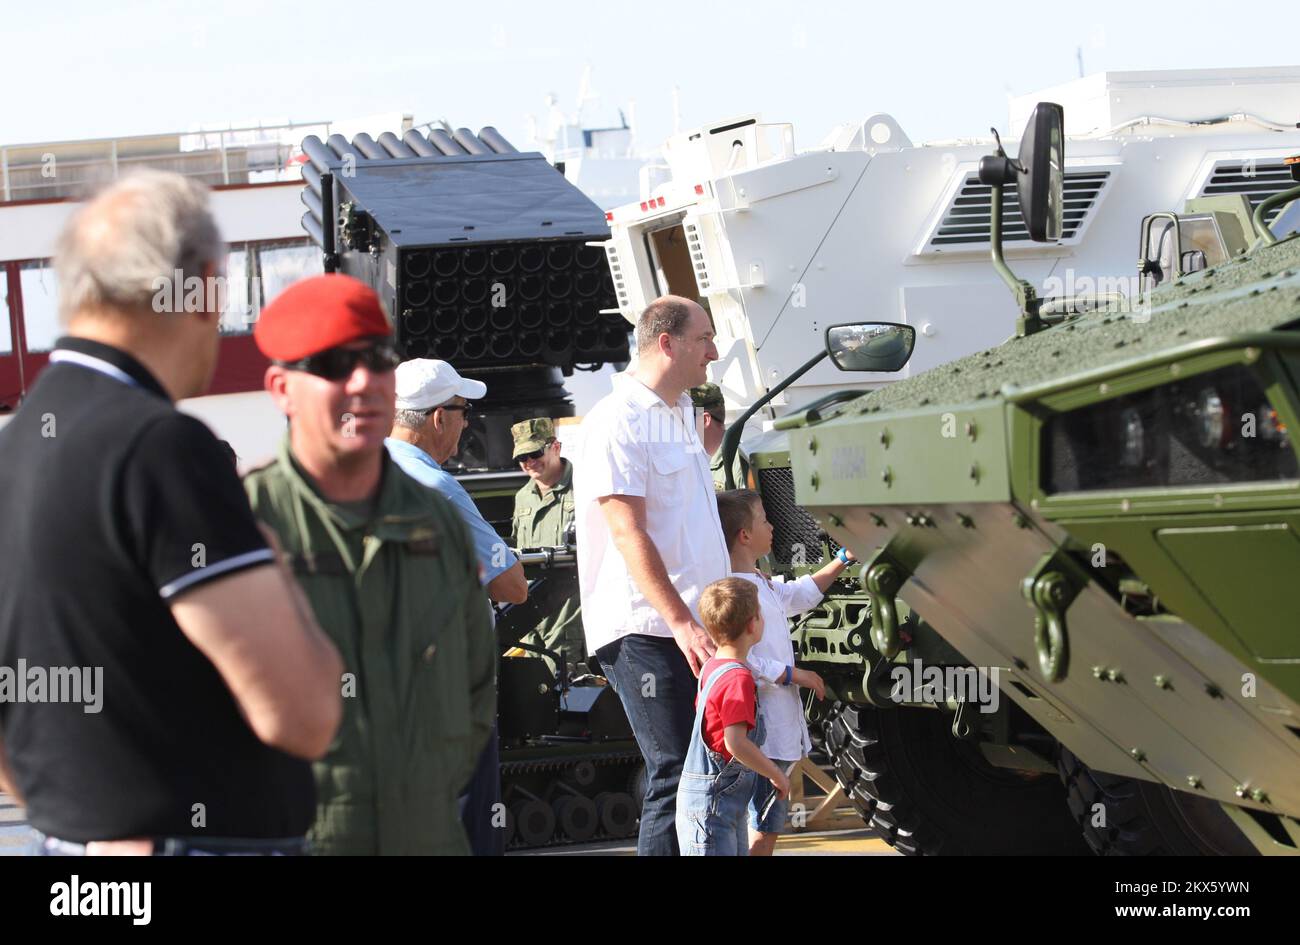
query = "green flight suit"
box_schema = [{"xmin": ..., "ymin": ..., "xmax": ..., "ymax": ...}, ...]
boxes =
[
  {"xmin": 244, "ymin": 438, "xmax": 495, "ymax": 856},
  {"xmin": 510, "ymin": 459, "xmax": 584, "ymax": 671}
]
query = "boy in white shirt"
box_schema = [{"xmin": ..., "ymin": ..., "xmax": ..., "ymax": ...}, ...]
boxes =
[{"xmin": 714, "ymin": 489, "xmax": 857, "ymax": 856}]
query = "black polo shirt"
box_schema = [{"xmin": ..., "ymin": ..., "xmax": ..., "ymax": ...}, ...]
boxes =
[{"xmin": 0, "ymin": 337, "xmax": 315, "ymax": 842}]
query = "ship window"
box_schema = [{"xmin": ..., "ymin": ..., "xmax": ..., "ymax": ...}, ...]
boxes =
[
  {"xmin": 258, "ymin": 243, "xmax": 322, "ymax": 310},
  {"xmin": 220, "ymin": 249, "xmax": 254, "ymax": 335},
  {"xmin": 19, "ymin": 263, "xmax": 59, "ymax": 353},
  {"xmin": 1, "ymin": 273, "xmax": 12, "ymax": 354}
]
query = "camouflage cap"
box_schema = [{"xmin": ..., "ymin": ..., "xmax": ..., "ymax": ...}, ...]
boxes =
[
  {"xmin": 689, "ymin": 383, "xmax": 725, "ymax": 413},
  {"xmin": 511, "ymin": 417, "xmax": 557, "ymax": 459}
]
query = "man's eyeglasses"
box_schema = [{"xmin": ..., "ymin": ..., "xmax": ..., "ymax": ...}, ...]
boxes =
[
  {"xmin": 436, "ymin": 403, "xmax": 473, "ymax": 418},
  {"xmin": 277, "ymin": 341, "xmax": 401, "ymax": 381}
]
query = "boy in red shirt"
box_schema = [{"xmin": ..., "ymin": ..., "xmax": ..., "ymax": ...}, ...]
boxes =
[{"xmin": 675, "ymin": 577, "xmax": 790, "ymax": 856}]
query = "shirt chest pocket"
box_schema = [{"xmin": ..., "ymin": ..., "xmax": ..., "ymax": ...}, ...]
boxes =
[{"xmin": 650, "ymin": 445, "xmax": 694, "ymax": 508}]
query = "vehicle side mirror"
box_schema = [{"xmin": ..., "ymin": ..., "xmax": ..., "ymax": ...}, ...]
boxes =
[
  {"xmin": 1017, "ymin": 102, "xmax": 1064, "ymax": 241},
  {"xmin": 825, "ymin": 322, "xmax": 916, "ymax": 373}
]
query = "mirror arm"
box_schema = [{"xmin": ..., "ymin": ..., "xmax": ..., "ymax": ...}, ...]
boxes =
[
  {"xmin": 1251, "ymin": 182, "xmax": 1300, "ymax": 247},
  {"xmin": 721, "ymin": 349, "xmax": 829, "ymax": 489},
  {"xmin": 989, "ymin": 182, "xmax": 1045, "ymax": 338}
]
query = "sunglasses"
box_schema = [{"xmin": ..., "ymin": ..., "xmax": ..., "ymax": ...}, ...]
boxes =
[
  {"xmin": 278, "ymin": 341, "xmax": 401, "ymax": 380},
  {"xmin": 437, "ymin": 403, "xmax": 473, "ymax": 417},
  {"xmin": 516, "ymin": 440, "xmax": 555, "ymax": 463}
]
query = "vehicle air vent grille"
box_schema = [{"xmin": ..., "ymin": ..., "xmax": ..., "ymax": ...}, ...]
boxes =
[
  {"xmin": 755, "ymin": 466, "xmax": 837, "ymax": 566},
  {"xmin": 604, "ymin": 242, "xmax": 632, "ymax": 312},
  {"xmin": 926, "ymin": 171, "xmax": 1110, "ymax": 250},
  {"xmin": 1198, "ymin": 160, "xmax": 1292, "ymax": 223},
  {"xmin": 684, "ymin": 221, "xmax": 711, "ymax": 292}
]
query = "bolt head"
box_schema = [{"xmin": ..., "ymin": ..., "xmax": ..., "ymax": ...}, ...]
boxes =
[
  {"xmin": 1092, "ymin": 666, "xmax": 1106, "ymax": 680},
  {"xmin": 1186, "ymin": 776, "xmax": 1202, "ymax": 790},
  {"xmin": 1130, "ymin": 748, "xmax": 1146, "ymax": 763}
]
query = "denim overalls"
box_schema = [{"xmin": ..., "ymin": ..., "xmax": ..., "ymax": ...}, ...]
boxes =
[{"xmin": 675, "ymin": 661, "xmax": 766, "ymax": 856}]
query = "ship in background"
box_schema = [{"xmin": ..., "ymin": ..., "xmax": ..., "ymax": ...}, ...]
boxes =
[
  {"xmin": 524, "ymin": 65, "xmax": 666, "ymax": 210},
  {"xmin": 0, "ymin": 90, "xmax": 656, "ymax": 462}
]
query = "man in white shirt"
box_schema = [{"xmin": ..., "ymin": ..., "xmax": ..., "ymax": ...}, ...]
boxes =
[{"xmin": 573, "ymin": 295, "xmax": 732, "ymax": 856}]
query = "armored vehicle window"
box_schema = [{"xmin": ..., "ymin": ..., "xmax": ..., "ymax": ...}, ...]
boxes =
[{"xmin": 1042, "ymin": 364, "xmax": 1298, "ymax": 493}]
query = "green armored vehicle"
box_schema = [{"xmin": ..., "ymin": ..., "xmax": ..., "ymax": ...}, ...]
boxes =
[{"xmin": 744, "ymin": 104, "xmax": 1300, "ymax": 855}]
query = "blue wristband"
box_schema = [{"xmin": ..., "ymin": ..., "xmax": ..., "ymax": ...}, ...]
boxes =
[
  {"xmin": 783, "ymin": 665, "xmax": 794, "ymax": 686},
  {"xmin": 836, "ymin": 547, "xmax": 850, "ymax": 564}
]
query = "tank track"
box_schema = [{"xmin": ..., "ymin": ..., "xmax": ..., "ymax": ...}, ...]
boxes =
[{"xmin": 501, "ymin": 749, "xmax": 644, "ymax": 850}]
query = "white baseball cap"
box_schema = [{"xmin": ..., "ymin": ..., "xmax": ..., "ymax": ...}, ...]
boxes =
[{"xmin": 394, "ymin": 359, "xmax": 487, "ymax": 410}]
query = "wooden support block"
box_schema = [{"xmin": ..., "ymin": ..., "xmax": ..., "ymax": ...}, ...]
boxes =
[{"xmin": 785, "ymin": 758, "xmax": 861, "ymax": 831}]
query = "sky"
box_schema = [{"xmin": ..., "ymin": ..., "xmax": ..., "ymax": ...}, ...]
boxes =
[{"xmin": 3, "ymin": 0, "xmax": 1297, "ymax": 154}]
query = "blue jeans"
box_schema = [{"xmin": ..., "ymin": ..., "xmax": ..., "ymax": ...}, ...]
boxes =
[
  {"xmin": 459, "ymin": 720, "xmax": 504, "ymax": 856},
  {"xmin": 749, "ymin": 759, "xmax": 795, "ymax": 834},
  {"xmin": 595, "ymin": 633, "xmax": 696, "ymax": 856},
  {"xmin": 675, "ymin": 661, "xmax": 761, "ymax": 856}
]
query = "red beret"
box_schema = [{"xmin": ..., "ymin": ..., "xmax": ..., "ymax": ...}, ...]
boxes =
[{"xmin": 254, "ymin": 273, "xmax": 393, "ymax": 361}]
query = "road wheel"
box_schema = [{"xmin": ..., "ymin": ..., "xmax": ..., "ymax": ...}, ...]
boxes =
[
  {"xmin": 1057, "ymin": 745, "xmax": 1258, "ymax": 856},
  {"xmin": 824, "ymin": 701, "xmax": 1090, "ymax": 855}
]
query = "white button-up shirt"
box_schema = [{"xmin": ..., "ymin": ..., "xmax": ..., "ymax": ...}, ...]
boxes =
[
  {"xmin": 574, "ymin": 371, "xmax": 731, "ymax": 655},
  {"xmin": 734, "ymin": 571, "xmax": 825, "ymax": 761}
]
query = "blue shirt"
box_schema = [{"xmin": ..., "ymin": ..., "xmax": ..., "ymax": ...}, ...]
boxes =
[{"xmin": 385, "ymin": 438, "xmax": 518, "ymax": 586}]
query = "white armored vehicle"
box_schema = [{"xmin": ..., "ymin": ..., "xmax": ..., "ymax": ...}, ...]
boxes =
[{"xmin": 603, "ymin": 67, "xmax": 1300, "ymax": 429}]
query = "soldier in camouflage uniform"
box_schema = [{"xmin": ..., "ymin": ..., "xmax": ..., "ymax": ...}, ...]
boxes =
[
  {"xmin": 690, "ymin": 383, "xmax": 745, "ymax": 489},
  {"xmin": 510, "ymin": 418, "xmax": 584, "ymax": 675}
]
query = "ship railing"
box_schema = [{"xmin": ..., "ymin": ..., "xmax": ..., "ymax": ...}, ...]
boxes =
[{"xmin": 0, "ymin": 120, "xmax": 333, "ymax": 203}]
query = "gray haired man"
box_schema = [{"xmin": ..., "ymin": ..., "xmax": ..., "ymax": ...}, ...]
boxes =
[{"xmin": 0, "ymin": 171, "xmax": 342, "ymax": 855}]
